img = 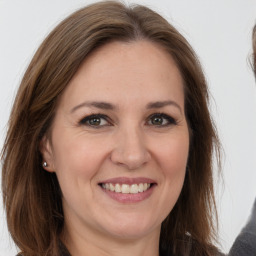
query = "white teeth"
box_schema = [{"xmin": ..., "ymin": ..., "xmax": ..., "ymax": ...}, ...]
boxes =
[
  {"xmin": 109, "ymin": 183, "xmax": 115, "ymax": 191},
  {"xmin": 101, "ymin": 183, "xmax": 152, "ymax": 194},
  {"xmin": 121, "ymin": 184, "xmax": 130, "ymax": 194},
  {"xmin": 130, "ymin": 184, "xmax": 138, "ymax": 194},
  {"xmin": 138, "ymin": 183, "xmax": 144, "ymax": 192},
  {"xmin": 115, "ymin": 184, "xmax": 121, "ymax": 193}
]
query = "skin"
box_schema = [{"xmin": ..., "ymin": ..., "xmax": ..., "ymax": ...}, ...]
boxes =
[{"xmin": 41, "ymin": 40, "xmax": 190, "ymax": 256}]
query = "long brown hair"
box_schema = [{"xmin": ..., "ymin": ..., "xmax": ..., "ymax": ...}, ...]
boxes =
[{"xmin": 1, "ymin": 1, "xmax": 220, "ymax": 255}]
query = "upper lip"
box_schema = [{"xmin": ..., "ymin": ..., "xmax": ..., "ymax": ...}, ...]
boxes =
[{"xmin": 98, "ymin": 177, "xmax": 156, "ymax": 185}]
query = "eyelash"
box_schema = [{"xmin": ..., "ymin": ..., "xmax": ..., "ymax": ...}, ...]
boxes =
[
  {"xmin": 79, "ymin": 114, "xmax": 111, "ymax": 128},
  {"xmin": 79, "ymin": 113, "xmax": 177, "ymax": 128},
  {"xmin": 147, "ymin": 113, "xmax": 177, "ymax": 126}
]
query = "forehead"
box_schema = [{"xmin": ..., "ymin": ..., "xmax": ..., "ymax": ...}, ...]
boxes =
[{"xmin": 58, "ymin": 40, "xmax": 184, "ymax": 110}]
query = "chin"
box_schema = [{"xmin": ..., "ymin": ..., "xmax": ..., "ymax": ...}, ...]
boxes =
[{"xmin": 100, "ymin": 215, "xmax": 160, "ymax": 240}]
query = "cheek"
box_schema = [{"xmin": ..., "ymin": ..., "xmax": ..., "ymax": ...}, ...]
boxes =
[
  {"xmin": 157, "ymin": 134, "xmax": 189, "ymax": 177},
  {"xmin": 148, "ymin": 133, "xmax": 189, "ymax": 221},
  {"xmin": 156, "ymin": 133, "xmax": 189, "ymax": 201},
  {"xmin": 51, "ymin": 135, "xmax": 107, "ymax": 209},
  {"xmin": 52, "ymin": 134, "xmax": 106, "ymax": 183}
]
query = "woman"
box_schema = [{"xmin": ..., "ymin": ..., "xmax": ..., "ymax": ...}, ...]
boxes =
[{"xmin": 1, "ymin": 1, "xmax": 221, "ymax": 255}]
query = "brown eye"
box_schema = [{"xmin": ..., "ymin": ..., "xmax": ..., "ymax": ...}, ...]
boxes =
[
  {"xmin": 151, "ymin": 116, "xmax": 164, "ymax": 125},
  {"xmin": 89, "ymin": 117, "xmax": 102, "ymax": 126},
  {"xmin": 147, "ymin": 113, "xmax": 177, "ymax": 126},
  {"xmin": 79, "ymin": 114, "xmax": 110, "ymax": 127}
]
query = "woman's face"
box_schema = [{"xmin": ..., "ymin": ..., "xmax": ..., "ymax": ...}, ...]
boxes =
[{"xmin": 42, "ymin": 40, "xmax": 189, "ymax": 241}]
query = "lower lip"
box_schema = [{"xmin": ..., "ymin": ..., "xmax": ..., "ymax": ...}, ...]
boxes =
[{"xmin": 100, "ymin": 185, "xmax": 155, "ymax": 203}]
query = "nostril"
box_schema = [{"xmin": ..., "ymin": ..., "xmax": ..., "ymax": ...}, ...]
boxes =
[
  {"xmin": 110, "ymin": 133, "xmax": 151, "ymax": 170},
  {"xmin": 110, "ymin": 150, "xmax": 151, "ymax": 170}
]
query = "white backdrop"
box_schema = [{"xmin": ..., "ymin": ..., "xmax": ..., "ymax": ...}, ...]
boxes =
[{"xmin": 1, "ymin": 0, "xmax": 256, "ymax": 255}]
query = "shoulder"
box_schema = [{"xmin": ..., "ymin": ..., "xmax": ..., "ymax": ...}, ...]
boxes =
[
  {"xmin": 229, "ymin": 198, "xmax": 256, "ymax": 256},
  {"xmin": 229, "ymin": 228, "xmax": 256, "ymax": 256}
]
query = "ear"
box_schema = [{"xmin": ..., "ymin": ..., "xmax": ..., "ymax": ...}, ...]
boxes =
[{"xmin": 40, "ymin": 135, "xmax": 55, "ymax": 173}]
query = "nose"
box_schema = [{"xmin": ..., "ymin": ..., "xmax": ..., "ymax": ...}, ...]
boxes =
[{"xmin": 110, "ymin": 126, "xmax": 151, "ymax": 170}]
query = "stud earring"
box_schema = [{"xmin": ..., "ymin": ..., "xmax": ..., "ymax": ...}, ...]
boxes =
[{"xmin": 42, "ymin": 161, "xmax": 48, "ymax": 168}]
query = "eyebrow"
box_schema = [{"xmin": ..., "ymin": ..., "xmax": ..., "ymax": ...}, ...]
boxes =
[
  {"xmin": 146, "ymin": 100, "xmax": 182, "ymax": 113},
  {"xmin": 71, "ymin": 101, "xmax": 116, "ymax": 113},
  {"xmin": 70, "ymin": 100, "xmax": 182, "ymax": 113}
]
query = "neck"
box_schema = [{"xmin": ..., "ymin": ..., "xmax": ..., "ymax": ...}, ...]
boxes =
[{"xmin": 61, "ymin": 223, "xmax": 161, "ymax": 256}]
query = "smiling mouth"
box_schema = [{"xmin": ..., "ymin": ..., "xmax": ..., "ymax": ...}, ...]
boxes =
[{"xmin": 99, "ymin": 183, "xmax": 154, "ymax": 194}]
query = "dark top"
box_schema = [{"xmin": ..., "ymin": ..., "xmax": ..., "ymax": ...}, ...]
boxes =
[{"xmin": 229, "ymin": 198, "xmax": 256, "ymax": 256}]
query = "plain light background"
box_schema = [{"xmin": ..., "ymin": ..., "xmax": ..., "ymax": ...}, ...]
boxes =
[{"xmin": 1, "ymin": 0, "xmax": 256, "ymax": 255}]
